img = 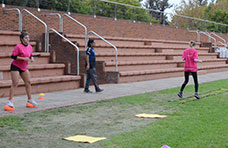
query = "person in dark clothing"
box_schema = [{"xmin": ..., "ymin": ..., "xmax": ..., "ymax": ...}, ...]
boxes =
[{"xmin": 84, "ymin": 39, "xmax": 103, "ymax": 93}]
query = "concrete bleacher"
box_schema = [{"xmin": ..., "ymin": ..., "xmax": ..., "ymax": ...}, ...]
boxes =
[
  {"xmin": 66, "ymin": 34, "xmax": 228, "ymax": 83},
  {"xmin": 0, "ymin": 30, "xmax": 81, "ymax": 97},
  {"xmin": 0, "ymin": 5, "xmax": 228, "ymax": 98}
]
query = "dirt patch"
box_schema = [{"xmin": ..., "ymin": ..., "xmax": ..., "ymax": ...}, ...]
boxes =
[{"xmin": 0, "ymin": 96, "xmax": 175, "ymax": 148}]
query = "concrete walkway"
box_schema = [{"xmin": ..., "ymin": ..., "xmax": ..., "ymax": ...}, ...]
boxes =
[{"xmin": 0, "ymin": 71, "xmax": 228, "ymax": 117}]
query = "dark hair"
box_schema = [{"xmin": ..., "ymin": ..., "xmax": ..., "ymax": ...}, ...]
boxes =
[
  {"xmin": 87, "ymin": 39, "xmax": 94, "ymax": 47},
  {"xmin": 190, "ymin": 40, "xmax": 196, "ymax": 48},
  {"xmin": 20, "ymin": 31, "xmax": 29, "ymax": 39}
]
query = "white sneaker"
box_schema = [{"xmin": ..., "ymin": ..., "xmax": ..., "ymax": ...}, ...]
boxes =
[
  {"xmin": 7, "ymin": 100, "xmax": 14, "ymax": 107},
  {"xmin": 27, "ymin": 99, "xmax": 38, "ymax": 106}
]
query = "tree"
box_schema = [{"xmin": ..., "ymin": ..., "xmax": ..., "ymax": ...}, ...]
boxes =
[
  {"xmin": 142, "ymin": 0, "xmax": 173, "ymax": 24},
  {"xmin": 171, "ymin": 0, "xmax": 228, "ymax": 32},
  {"xmin": 171, "ymin": 0, "xmax": 209, "ymax": 30},
  {"xmin": 84, "ymin": 0, "xmax": 158, "ymax": 23},
  {"xmin": 4, "ymin": 0, "xmax": 158, "ymax": 24}
]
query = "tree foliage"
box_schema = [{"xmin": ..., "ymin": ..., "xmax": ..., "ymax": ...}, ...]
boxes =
[
  {"xmin": 4, "ymin": 0, "xmax": 158, "ymax": 24},
  {"xmin": 172, "ymin": 0, "xmax": 228, "ymax": 33},
  {"xmin": 141, "ymin": 0, "xmax": 173, "ymax": 24}
]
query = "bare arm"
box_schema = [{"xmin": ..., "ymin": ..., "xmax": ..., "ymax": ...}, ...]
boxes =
[{"xmin": 85, "ymin": 55, "xmax": 89, "ymax": 70}]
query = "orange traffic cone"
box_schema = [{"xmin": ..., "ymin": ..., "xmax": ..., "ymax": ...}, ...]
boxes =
[
  {"xmin": 38, "ymin": 93, "xmax": 45, "ymax": 100},
  {"xmin": 4, "ymin": 105, "xmax": 15, "ymax": 111},
  {"xmin": 26, "ymin": 102, "xmax": 36, "ymax": 108}
]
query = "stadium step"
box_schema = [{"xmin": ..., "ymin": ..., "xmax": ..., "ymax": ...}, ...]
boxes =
[
  {"xmin": 96, "ymin": 52, "xmax": 219, "ymax": 62},
  {"xmin": 0, "ymin": 75, "xmax": 81, "ymax": 97},
  {"xmin": 65, "ymin": 34, "xmax": 201, "ymax": 47},
  {"xmin": 0, "ymin": 52, "xmax": 50, "ymax": 66},
  {"xmin": 0, "ymin": 30, "xmax": 82, "ymax": 98},
  {"xmin": 0, "ymin": 30, "xmax": 20, "ymax": 42},
  {"xmin": 0, "ymin": 41, "xmax": 37, "ymax": 53},
  {"xmin": 118, "ymin": 65, "xmax": 228, "ymax": 83},
  {"xmin": 105, "ymin": 59, "xmax": 227, "ymax": 72},
  {"xmin": 0, "ymin": 64, "xmax": 65, "ymax": 80}
]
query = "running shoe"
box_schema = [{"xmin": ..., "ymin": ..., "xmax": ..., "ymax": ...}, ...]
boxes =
[
  {"xmin": 26, "ymin": 99, "xmax": 38, "ymax": 108},
  {"xmin": 7, "ymin": 100, "xmax": 14, "ymax": 108},
  {"xmin": 194, "ymin": 93, "xmax": 200, "ymax": 99},
  {"xmin": 177, "ymin": 92, "xmax": 183, "ymax": 98},
  {"xmin": 84, "ymin": 89, "xmax": 93, "ymax": 93}
]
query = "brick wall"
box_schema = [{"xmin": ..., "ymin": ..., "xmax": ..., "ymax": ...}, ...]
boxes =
[{"xmin": 1, "ymin": 5, "xmax": 228, "ymax": 45}]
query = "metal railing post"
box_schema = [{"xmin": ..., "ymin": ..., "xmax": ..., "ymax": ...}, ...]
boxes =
[
  {"xmin": 197, "ymin": 30, "xmax": 200, "ymax": 42},
  {"xmin": 162, "ymin": 12, "xmax": 165, "ymax": 26},
  {"xmin": 133, "ymin": 9, "xmax": 136, "ymax": 23},
  {"xmin": 21, "ymin": 9, "xmax": 48, "ymax": 52},
  {"xmin": 44, "ymin": 13, "xmax": 63, "ymax": 32},
  {"xmin": 175, "ymin": 17, "xmax": 178, "ymax": 29},
  {"xmin": 210, "ymin": 32, "xmax": 226, "ymax": 44},
  {"xmin": 63, "ymin": 14, "xmax": 88, "ymax": 50},
  {"xmin": 48, "ymin": 28, "xmax": 80, "ymax": 75},
  {"xmin": 149, "ymin": 12, "xmax": 152, "ymax": 25},
  {"xmin": 114, "ymin": 4, "xmax": 117, "ymax": 21},
  {"xmin": 2, "ymin": 0, "xmax": 5, "ymax": 8},
  {"xmin": 188, "ymin": 30, "xmax": 200, "ymax": 42},
  {"xmin": 88, "ymin": 31, "xmax": 118, "ymax": 72},
  {"xmin": 37, "ymin": 0, "xmax": 40, "ymax": 12},
  {"xmin": 3, "ymin": 8, "xmax": 22, "ymax": 32},
  {"xmin": 93, "ymin": 0, "xmax": 97, "ymax": 18},
  {"xmin": 67, "ymin": 0, "xmax": 71, "ymax": 15},
  {"xmin": 199, "ymin": 31, "xmax": 217, "ymax": 47}
]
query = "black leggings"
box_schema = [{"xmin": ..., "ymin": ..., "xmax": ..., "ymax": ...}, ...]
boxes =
[{"xmin": 180, "ymin": 72, "xmax": 198, "ymax": 92}]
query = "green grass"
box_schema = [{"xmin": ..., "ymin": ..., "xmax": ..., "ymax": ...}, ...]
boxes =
[
  {"xmin": 101, "ymin": 80, "xmax": 228, "ymax": 148},
  {"xmin": 0, "ymin": 79, "xmax": 228, "ymax": 148},
  {"xmin": 0, "ymin": 116, "xmax": 25, "ymax": 131}
]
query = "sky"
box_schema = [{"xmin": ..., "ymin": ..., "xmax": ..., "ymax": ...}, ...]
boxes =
[{"xmin": 165, "ymin": 0, "xmax": 182, "ymax": 14}]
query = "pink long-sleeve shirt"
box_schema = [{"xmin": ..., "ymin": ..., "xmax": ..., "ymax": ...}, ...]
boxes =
[
  {"xmin": 11, "ymin": 43, "xmax": 33, "ymax": 71},
  {"xmin": 182, "ymin": 48, "xmax": 198, "ymax": 72}
]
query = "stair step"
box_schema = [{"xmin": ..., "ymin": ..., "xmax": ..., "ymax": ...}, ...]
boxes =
[
  {"xmin": 0, "ymin": 41, "xmax": 37, "ymax": 53},
  {"xmin": 118, "ymin": 65, "xmax": 228, "ymax": 83},
  {"xmin": 0, "ymin": 75, "xmax": 81, "ymax": 97},
  {"xmin": 0, "ymin": 52, "xmax": 50, "ymax": 66},
  {"xmin": 0, "ymin": 64, "xmax": 65, "ymax": 80},
  {"xmin": 0, "ymin": 31, "xmax": 20, "ymax": 42}
]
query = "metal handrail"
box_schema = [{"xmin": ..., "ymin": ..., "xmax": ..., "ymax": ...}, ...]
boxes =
[
  {"xmin": 21, "ymin": 9, "xmax": 48, "ymax": 52},
  {"xmin": 63, "ymin": 14, "xmax": 87, "ymax": 50},
  {"xmin": 3, "ymin": 8, "xmax": 22, "ymax": 31},
  {"xmin": 188, "ymin": 30, "xmax": 200, "ymax": 42},
  {"xmin": 44, "ymin": 13, "xmax": 63, "ymax": 32},
  {"xmin": 100, "ymin": 0, "xmax": 160, "ymax": 13},
  {"xmin": 98, "ymin": 0, "xmax": 228, "ymax": 28},
  {"xmin": 48, "ymin": 28, "xmax": 80, "ymax": 75},
  {"xmin": 175, "ymin": 14, "xmax": 228, "ymax": 27},
  {"xmin": 88, "ymin": 31, "xmax": 118, "ymax": 72},
  {"xmin": 217, "ymin": 41, "xmax": 228, "ymax": 48},
  {"xmin": 210, "ymin": 32, "xmax": 226, "ymax": 44},
  {"xmin": 199, "ymin": 31, "xmax": 217, "ymax": 47}
]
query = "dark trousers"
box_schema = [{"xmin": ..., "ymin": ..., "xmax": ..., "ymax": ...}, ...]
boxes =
[
  {"xmin": 180, "ymin": 72, "xmax": 199, "ymax": 92},
  {"xmin": 85, "ymin": 67, "xmax": 100, "ymax": 91}
]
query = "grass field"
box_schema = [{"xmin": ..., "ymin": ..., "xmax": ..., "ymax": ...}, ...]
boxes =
[{"xmin": 0, "ymin": 79, "xmax": 228, "ymax": 148}]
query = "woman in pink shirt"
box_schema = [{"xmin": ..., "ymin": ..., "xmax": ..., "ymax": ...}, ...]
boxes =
[
  {"xmin": 178, "ymin": 40, "xmax": 202, "ymax": 99},
  {"xmin": 5, "ymin": 32, "xmax": 37, "ymax": 110}
]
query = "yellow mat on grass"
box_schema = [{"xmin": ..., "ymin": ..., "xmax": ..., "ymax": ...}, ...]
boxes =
[
  {"xmin": 136, "ymin": 114, "xmax": 168, "ymax": 118},
  {"xmin": 63, "ymin": 135, "xmax": 106, "ymax": 143}
]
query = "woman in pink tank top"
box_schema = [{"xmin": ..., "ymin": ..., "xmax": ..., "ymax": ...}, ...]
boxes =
[
  {"xmin": 178, "ymin": 40, "xmax": 202, "ymax": 99},
  {"xmin": 5, "ymin": 32, "xmax": 38, "ymax": 111}
]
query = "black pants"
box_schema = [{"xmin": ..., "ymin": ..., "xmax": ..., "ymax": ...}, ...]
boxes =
[
  {"xmin": 180, "ymin": 72, "xmax": 199, "ymax": 92},
  {"xmin": 85, "ymin": 67, "xmax": 100, "ymax": 91}
]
